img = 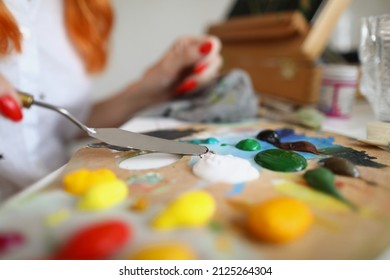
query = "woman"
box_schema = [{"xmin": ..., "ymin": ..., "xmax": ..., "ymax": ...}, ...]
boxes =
[{"xmin": 0, "ymin": 0, "xmax": 222, "ymax": 193}]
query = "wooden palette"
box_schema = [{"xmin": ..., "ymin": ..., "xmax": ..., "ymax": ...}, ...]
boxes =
[{"xmin": 1, "ymin": 120, "xmax": 390, "ymax": 260}]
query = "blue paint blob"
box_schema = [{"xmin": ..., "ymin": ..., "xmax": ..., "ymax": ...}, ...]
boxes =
[{"xmin": 227, "ymin": 182, "xmax": 246, "ymax": 196}]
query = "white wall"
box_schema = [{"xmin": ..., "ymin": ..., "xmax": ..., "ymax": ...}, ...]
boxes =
[{"xmin": 91, "ymin": 0, "xmax": 234, "ymax": 100}]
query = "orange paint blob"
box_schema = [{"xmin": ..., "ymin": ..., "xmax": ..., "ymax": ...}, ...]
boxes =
[
  {"xmin": 130, "ymin": 242, "xmax": 196, "ymax": 260},
  {"xmin": 247, "ymin": 197, "xmax": 313, "ymax": 243}
]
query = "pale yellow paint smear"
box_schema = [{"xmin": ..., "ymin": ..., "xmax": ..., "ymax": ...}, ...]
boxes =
[
  {"xmin": 273, "ymin": 179, "xmax": 351, "ymax": 213},
  {"xmin": 215, "ymin": 234, "xmax": 232, "ymax": 252},
  {"xmin": 45, "ymin": 209, "xmax": 71, "ymax": 227}
]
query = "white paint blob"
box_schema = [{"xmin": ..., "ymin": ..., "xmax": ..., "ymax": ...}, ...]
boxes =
[
  {"xmin": 192, "ymin": 153, "xmax": 259, "ymax": 184},
  {"xmin": 119, "ymin": 153, "xmax": 181, "ymax": 170}
]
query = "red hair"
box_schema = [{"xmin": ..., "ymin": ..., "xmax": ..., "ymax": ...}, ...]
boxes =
[{"xmin": 0, "ymin": 0, "xmax": 113, "ymax": 73}]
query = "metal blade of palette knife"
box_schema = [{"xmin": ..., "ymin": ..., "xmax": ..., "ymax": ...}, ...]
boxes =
[{"xmin": 88, "ymin": 128, "xmax": 208, "ymax": 156}]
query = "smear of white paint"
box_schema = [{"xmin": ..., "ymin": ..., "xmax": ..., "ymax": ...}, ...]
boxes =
[
  {"xmin": 119, "ymin": 153, "xmax": 181, "ymax": 170},
  {"xmin": 193, "ymin": 153, "xmax": 259, "ymax": 184}
]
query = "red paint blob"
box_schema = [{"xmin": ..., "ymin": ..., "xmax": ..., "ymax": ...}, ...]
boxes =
[
  {"xmin": 54, "ymin": 220, "xmax": 131, "ymax": 260},
  {"xmin": 0, "ymin": 232, "xmax": 24, "ymax": 253}
]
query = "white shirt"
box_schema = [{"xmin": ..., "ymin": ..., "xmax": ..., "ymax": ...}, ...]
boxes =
[{"xmin": 0, "ymin": 0, "xmax": 92, "ymax": 195}]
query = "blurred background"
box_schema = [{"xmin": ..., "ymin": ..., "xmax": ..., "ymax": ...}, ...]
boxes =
[
  {"xmin": 92, "ymin": 0, "xmax": 390, "ymax": 101},
  {"xmin": 92, "ymin": 0, "xmax": 233, "ymax": 100}
]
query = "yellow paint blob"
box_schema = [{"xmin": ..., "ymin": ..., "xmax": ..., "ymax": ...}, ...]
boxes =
[
  {"xmin": 63, "ymin": 168, "xmax": 117, "ymax": 195},
  {"xmin": 247, "ymin": 197, "xmax": 313, "ymax": 243},
  {"xmin": 130, "ymin": 243, "xmax": 196, "ymax": 260},
  {"xmin": 152, "ymin": 190, "xmax": 216, "ymax": 230},
  {"xmin": 77, "ymin": 179, "xmax": 129, "ymax": 211}
]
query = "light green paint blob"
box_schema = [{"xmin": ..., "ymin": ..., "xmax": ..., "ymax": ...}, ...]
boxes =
[
  {"xmin": 127, "ymin": 173, "xmax": 164, "ymax": 185},
  {"xmin": 208, "ymin": 220, "xmax": 225, "ymax": 233},
  {"xmin": 294, "ymin": 107, "xmax": 325, "ymax": 130}
]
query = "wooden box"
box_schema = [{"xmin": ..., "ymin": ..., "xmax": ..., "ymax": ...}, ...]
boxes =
[{"xmin": 208, "ymin": 0, "xmax": 351, "ymax": 105}]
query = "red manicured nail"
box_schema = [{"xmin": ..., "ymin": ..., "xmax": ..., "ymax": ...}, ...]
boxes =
[
  {"xmin": 0, "ymin": 94, "xmax": 23, "ymax": 121},
  {"xmin": 199, "ymin": 41, "xmax": 212, "ymax": 55},
  {"xmin": 193, "ymin": 63, "xmax": 207, "ymax": 74},
  {"xmin": 174, "ymin": 80, "xmax": 197, "ymax": 95}
]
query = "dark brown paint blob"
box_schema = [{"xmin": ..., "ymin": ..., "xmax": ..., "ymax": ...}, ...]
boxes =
[
  {"xmin": 256, "ymin": 129, "xmax": 320, "ymax": 154},
  {"xmin": 321, "ymin": 157, "xmax": 360, "ymax": 178},
  {"xmin": 256, "ymin": 130, "xmax": 280, "ymax": 146},
  {"xmin": 278, "ymin": 141, "xmax": 321, "ymax": 155}
]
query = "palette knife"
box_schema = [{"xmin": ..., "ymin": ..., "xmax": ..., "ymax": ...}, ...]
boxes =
[{"xmin": 17, "ymin": 92, "xmax": 208, "ymax": 156}]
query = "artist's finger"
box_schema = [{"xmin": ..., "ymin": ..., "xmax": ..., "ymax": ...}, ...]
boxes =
[
  {"xmin": 194, "ymin": 54, "xmax": 223, "ymax": 85},
  {"xmin": 167, "ymin": 35, "xmax": 222, "ymax": 71},
  {"xmin": 0, "ymin": 93, "xmax": 23, "ymax": 121},
  {"xmin": 0, "ymin": 75, "xmax": 23, "ymax": 121},
  {"xmin": 174, "ymin": 54, "xmax": 223, "ymax": 95}
]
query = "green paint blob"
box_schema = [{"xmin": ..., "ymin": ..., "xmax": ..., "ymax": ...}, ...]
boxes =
[
  {"xmin": 221, "ymin": 144, "xmax": 229, "ymax": 146},
  {"xmin": 303, "ymin": 167, "xmax": 355, "ymax": 209},
  {"xmin": 235, "ymin": 139, "xmax": 261, "ymax": 151},
  {"xmin": 254, "ymin": 149, "xmax": 307, "ymax": 172}
]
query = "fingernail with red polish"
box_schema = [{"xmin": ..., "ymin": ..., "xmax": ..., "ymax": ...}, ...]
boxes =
[
  {"xmin": 199, "ymin": 41, "xmax": 212, "ymax": 55},
  {"xmin": 0, "ymin": 94, "xmax": 23, "ymax": 121},
  {"xmin": 175, "ymin": 80, "xmax": 197, "ymax": 95},
  {"xmin": 193, "ymin": 63, "xmax": 207, "ymax": 74}
]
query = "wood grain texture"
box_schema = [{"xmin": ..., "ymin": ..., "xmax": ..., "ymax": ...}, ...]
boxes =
[
  {"xmin": 44, "ymin": 121, "xmax": 390, "ymax": 259},
  {"xmin": 3, "ymin": 121, "xmax": 390, "ymax": 260}
]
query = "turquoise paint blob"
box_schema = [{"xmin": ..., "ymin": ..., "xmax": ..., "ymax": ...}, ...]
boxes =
[
  {"xmin": 235, "ymin": 139, "xmax": 261, "ymax": 151},
  {"xmin": 205, "ymin": 137, "xmax": 219, "ymax": 144},
  {"xmin": 183, "ymin": 137, "xmax": 220, "ymax": 145},
  {"xmin": 254, "ymin": 149, "xmax": 307, "ymax": 172}
]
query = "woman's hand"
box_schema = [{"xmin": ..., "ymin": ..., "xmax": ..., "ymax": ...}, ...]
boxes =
[
  {"xmin": 0, "ymin": 74, "xmax": 23, "ymax": 122},
  {"xmin": 139, "ymin": 35, "xmax": 223, "ymax": 97},
  {"xmin": 87, "ymin": 35, "xmax": 223, "ymax": 128}
]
